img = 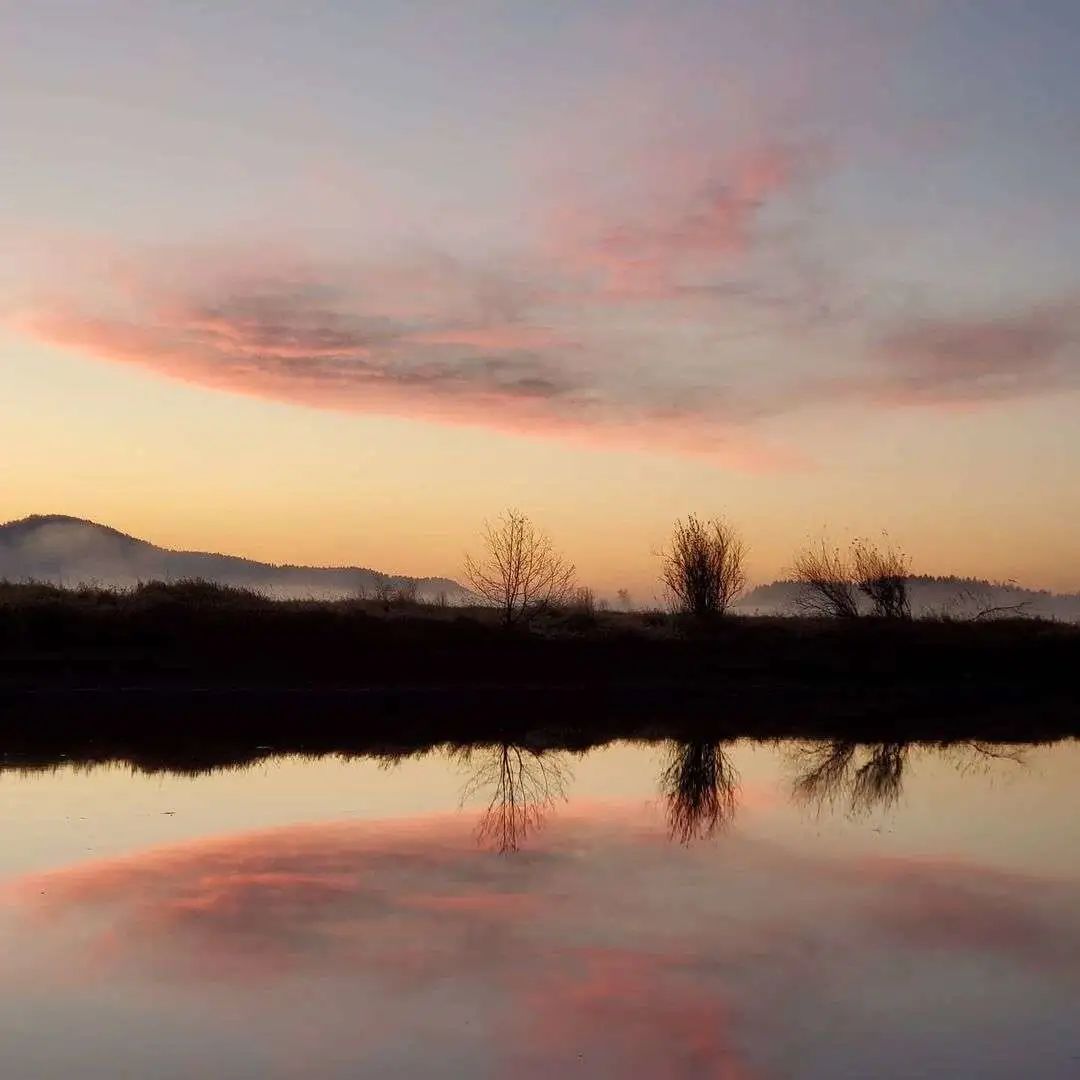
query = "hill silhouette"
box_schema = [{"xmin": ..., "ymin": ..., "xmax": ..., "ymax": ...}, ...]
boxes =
[{"xmin": 0, "ymin": 515, "xmax": 469, "ymax": 601}]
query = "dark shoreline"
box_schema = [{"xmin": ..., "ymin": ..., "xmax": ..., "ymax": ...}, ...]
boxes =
[
  {"xmin": 2, "ymin": 582, "xmax": 1077, "ymax": 758},
  {"xmin": 2, "ymin": 681, "xmax": 1076, "ymax": 774}
]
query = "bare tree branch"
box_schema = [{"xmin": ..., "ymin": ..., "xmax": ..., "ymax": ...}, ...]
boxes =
[{"xmin": 463, "ymin": 509, "xmax": 576, "ymax": 626}]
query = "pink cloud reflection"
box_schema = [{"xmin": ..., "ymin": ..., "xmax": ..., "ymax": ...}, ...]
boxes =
[{"xmin": 5, "ymin": 803, "xmax": 1080, "ymax": 1076}]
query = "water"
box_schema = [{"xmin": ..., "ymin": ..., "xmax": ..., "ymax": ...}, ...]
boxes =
[{"xmin": 1, "ymin": 738, "xmax": 1078, "ymax": 1078}]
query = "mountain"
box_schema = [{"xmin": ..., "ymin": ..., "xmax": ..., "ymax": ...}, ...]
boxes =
[
  {"xmin": 736, "ymin": 576, "xmax": 1080, "ymax": 622},
  {"xmin": 0, "ymin": 515, "xmax": 470, "ymax": 602}
]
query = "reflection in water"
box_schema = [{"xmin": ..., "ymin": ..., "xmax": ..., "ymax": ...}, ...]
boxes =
[
  {"xmin": 790, "ymin": 740, "xmax": 1027, "ymax": 816},
  {"xmin": 791, "ymin": 741, "xmax": 909, "ymax": 814},
  {"xmin": 0, "ymin": 739, "xmax": 1076, "ymax": 1077},
  {"xmin": 661, "ymin": 741, "xmax": 739, "ymax": 843},
  {"xmin": 458, "ymin": 738, "xmax": 742, "ymax": 851},
  {"xmin": 456, "ymin": 744, "xmax": 571, "ymax": 852},
  {"xmin": 4, "ymin": 756, "xmax": 1079, "ymax": 1079},
  {"xmin": 0, "ymin": 734, "xmax": 1035, "ymax": 850}
]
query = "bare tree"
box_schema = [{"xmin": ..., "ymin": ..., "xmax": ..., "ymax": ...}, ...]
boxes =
[
  {"xmin": 851, "ymin": 538, "xmax": 911, "ymax": 619},
  {"xmin": 791, "ymin": 540, "xmax": 859, "ymax": 618},
  {"xmin": 660, "ymin": 515, "xmax": 747, "ymax": 619},
  {"xmin": 463, "ymin": 509, "xmax": 576, "ymax": 626}
]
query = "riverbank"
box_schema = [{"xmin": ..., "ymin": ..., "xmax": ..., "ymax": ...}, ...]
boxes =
[{"xmin": 1, "ymin": 581, "xmax": 1077, "ymax": 751}]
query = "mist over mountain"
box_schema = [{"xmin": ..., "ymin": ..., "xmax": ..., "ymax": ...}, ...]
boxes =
[
  {"xmin": 736, "ymin": 577, "xmax": 1080, "ymax": 623},
  {"xmin": 0, "ymin": 515, "xmax": 469, "ymax": 602}
]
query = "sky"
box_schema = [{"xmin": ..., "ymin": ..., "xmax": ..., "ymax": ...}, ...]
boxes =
[{"xmin": 2, "ymin": 1, "xmax": 1079, "ymax": 596}]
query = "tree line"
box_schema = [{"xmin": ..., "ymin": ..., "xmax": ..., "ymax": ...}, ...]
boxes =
[{"xmin": 464, "ymin": 509, "xmax": 913, "ymax": 626}]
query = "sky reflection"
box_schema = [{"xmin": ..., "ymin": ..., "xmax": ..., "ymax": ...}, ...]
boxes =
[{"xmin": 2, "ymin": 740, "xmax": 1079, "ymax": 1077}]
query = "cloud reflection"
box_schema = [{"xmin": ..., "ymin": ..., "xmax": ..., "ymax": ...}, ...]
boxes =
[{"xmin": 6, "ymin": 798, "xmax": 1080, "ymax": 1075}]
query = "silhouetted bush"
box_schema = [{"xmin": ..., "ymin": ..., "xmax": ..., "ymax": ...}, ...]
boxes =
[
  {"xmin": 851, "ymin": 539, "xmax": 911, "ymax": 618},
  {"xmin": 660, "ymin": 515, "xmax": 747, "ymax": 619},
  {"xmin": 791, "ymin": 536, "xmax": 911, "ymax": 618},
  {"xmin": 791, "ymin": 541, "xmax": 859, "ymax": 618}
]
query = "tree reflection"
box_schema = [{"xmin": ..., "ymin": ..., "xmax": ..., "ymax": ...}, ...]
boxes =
[
  {"xmin": 849, "ymin": 742, "xmax": 908, "ymax": 813},
  {"xmin": 457, "ymin": 744, "xmax": 571, "ymax": 852},
  {"xmin": 791, "ymin": 740, "xmax": 1026, "ymax": 815},
  {"xmin": 791, "ymin": 741, "xmax": 910, "ymax": 814},
  {"xmin": 661, "ymin": 740, "xmax": 739, "ymax": 843}
]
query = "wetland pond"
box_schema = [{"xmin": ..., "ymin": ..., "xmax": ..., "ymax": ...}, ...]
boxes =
[{"xmin": 1, "ymin": 736, "xmax": 1078, "ymax": 1077}]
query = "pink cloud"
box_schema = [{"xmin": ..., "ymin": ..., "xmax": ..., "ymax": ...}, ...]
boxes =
[
  {"xmin": 546, "ymin": 141, "xmax": 815, "ymax": 299},
  {"xmin": 869, "ymin": 301, "xmax": 1080, "ymax": 406},
  {"xmin": 14, "ymin": 264, "xmax": 803, "ymax": 471},
  {"xmin": 403, "ymin": 325, "xmax": 568, "ymax": 351},
  {"xmin": 9, "ymin": 127, "xmax": 1077, "ymax": 467}
]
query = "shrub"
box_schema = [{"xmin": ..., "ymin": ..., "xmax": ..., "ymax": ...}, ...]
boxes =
[
  {"xmin": 791, "ymin": 541, "xmax": 859, "ymax": 618},
  {"xmin": 660, "ymin": 515, "xmax": 747, "ymax": 619},
  {"xmin": 792, "ymin": 536, "xmax": 911, "ymax": 619}
]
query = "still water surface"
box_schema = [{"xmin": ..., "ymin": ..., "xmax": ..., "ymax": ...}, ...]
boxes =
[{"xmin": 1, "ymin": 738, "xmax": 1078, "ymax": 1077}]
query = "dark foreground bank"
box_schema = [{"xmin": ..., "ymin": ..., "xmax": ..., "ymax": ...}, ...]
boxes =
[{"xmin": 0, "ymin": 580, "xmax": 1076, "ymax": 743}]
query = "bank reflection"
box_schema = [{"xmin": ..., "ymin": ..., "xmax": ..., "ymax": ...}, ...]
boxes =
[{"xmin": 0, "ymin": 733, "xmax": 1037, "ymax": 854}]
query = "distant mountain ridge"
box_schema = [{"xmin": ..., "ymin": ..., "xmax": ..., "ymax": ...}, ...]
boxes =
[
  {"xmin": 736, "ymin": 575, "xmax": 1080, "ymax": 622},
  {"xmin": 0, "ymin": 515, "xmax": 470, "ymax": 602}
]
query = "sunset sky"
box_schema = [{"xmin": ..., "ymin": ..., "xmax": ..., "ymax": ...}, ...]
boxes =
[{"xmin": 2, "ymin": 1, "xmax": 1078, "ymax": 596}]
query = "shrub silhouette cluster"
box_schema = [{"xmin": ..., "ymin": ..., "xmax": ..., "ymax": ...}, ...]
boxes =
[
  {"xmin": 791, "ymin": 537, "xmax": 911, "ymax": 619},
  {"xmin": 463, "ymin": 510, "xmax": 915, "ymax": 625}
]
